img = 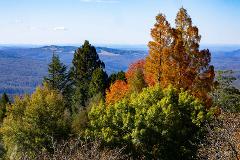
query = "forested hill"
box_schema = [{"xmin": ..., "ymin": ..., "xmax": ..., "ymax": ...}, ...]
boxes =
[
  {"xmin": 0, "ymin": 45, "xmax": 147, "ymax": 96},
  {"xmin": 0, "ymin": 45, "xmax": 240, "ymax": 96}
]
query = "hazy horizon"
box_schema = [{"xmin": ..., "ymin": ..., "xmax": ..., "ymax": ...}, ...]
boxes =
[{"xmin": 0, "ymin": 43, "xmax": 240, "ymax": 51}]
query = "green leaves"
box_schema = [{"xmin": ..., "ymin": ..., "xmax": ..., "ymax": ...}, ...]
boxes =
[
  {"xmin": 87, "ymin": 85, "xmax": 209, "ymax": 159},
  {"xmin": 1, "ymin": 85, "xmax": 70, "ymax": 158},
  {"xmin": 89, "ymin": 68, "xmax": 108, "ymax": 97},
  {"xmin": 212, "ymin": 70, "xmax": 240, "ymax": 112},
  {"xmin": 0, "ymin": 93, "xmax": 10, "ymax": 123},
  {"xmin": 70, "ymin": 41, "xmax": 107, "ymax": 111},
  {"xmin": 44, "ymin": 53, "xmax": 68, "ymax": 93}
]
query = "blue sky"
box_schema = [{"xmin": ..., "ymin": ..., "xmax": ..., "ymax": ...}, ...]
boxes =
[{"xmin": 0, "ymin": 0, "xmax": 240, "ymax": 45}]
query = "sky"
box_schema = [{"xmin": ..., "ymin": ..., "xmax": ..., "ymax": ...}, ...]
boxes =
[{"xmin": 0, "ymin": 0, "xmax": 240, "ymax": 45}]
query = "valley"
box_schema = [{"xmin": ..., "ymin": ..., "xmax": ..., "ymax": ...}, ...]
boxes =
[{"xmin": 0, "ymin": 45, "xmax": 239, "ymax": 96}]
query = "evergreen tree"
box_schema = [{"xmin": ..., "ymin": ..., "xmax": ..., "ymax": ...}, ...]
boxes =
[
  {"xmin": 89, "ymin": 68, "xmax": 108, "ymax": 97},
  {"xmin": 70, "ymin": 40, "xmax": 105, "ymax": 112},
  {"xmin": 44, "ymin": 53, "xmax": 68, "ymax": 93},
  {"xmin": 0, "ymin": 92, "xmax": 10, "ymax": 122},
  {"xmin": 1, "ymin": 93, "xmax": 9, "ymax": 106},
  {"xmin": 108, "ymin": 71, "xmax": 126, "ymax": 85}
]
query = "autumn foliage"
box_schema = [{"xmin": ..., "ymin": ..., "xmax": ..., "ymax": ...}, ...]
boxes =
[
  {"xmin": 145, "ymin": 13, "xmax": 172, "ymax": 85},
  {"xmin": 145, "ymin": 8, "xmax": 215, "ymax": 107},
  {"xmin": 126, "ymin": 59, "xmax": 145, "ymax": 80},
  {"xmin": 106, "ymin": 80, "xmax": 129, "ymax": 105},
  {"xmin": 126, "ymin": 60, "xmax": 147, "ymax": 92},
  {"xmin": 106, "ymin": 8, "xmax": 215, "ymax": 107}
]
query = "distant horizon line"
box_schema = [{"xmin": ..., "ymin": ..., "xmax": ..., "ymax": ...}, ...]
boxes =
[
  {"xmin": 0, "ymin": 43, "xmax": 240, "ymax": 47},
  {"xmin": 0, "ymin": 43, "xmax": 240, "ymax": 52}
]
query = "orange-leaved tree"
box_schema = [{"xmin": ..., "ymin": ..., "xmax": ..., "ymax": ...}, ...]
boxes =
[
  {"xmin": 106, "ymin": 80, "xmax": 129, "ymax": 105},
  {"xmin": 145, "ymin": 13, "xmax": 173, "ymax": 86},
  {"xmin": 126, "ymin": 59, "xmax": 145, "ymax": 80},
  {"xmin": 145, "ymin": 7, "xmax": 215, "ymax": 107},
  {"xmin": 126, "ymin": 59, "xmax": 147, "ymax": 93}
]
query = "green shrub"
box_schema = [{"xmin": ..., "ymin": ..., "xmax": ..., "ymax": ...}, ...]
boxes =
[
  {"xmin": 86, "ymin": 85, "xmax": 211, "ymax": 159},
  {"xmin": 1, "ymin": 85, "xmax": 70, "ymax": 159}
]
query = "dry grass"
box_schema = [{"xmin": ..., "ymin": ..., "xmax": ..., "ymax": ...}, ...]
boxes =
[
  {"xmin": 20, "ymin": 139, "xmax": 130, "ymax": 160},
  {"xmin": 198, "ymin": 111, "xmax": 240, "ymax": 160}
]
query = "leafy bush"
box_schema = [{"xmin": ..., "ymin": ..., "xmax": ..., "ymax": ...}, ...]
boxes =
[
  {"xmin": 1, "ymin": 84, "xmax": 70, "ymax": 159},
  {"xmin": 87, "ymin": 85, "xmax": 210, "ymax": 159}
]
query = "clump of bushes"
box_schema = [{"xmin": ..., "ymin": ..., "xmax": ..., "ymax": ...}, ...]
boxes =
[{"xmin": 87, "ymin": 85, "xmax": 210, "ymax": 159}]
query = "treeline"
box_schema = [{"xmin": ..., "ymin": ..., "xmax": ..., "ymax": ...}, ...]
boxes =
[{"xmin": 0, "ymin": 7, "xmax": 240, "ymax": 160}]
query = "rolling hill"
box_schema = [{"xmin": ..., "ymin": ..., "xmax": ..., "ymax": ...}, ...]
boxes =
[
  {"xmin": 0, "ymin": 45, "xmax": 239, "ymax": 97},
  {"xmin": 0, "ymin": 45, "xmax": 147, "ymax": 96}
]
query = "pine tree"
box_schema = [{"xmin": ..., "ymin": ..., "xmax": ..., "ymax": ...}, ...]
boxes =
[
  {"xmin": 70, "ymin": 40, "xmax": 105, "ymax": 112},
  {"xmin": 44, "ymin": 53, "xmax": 68, "ymax": 93},
  {"xmin": 1, "ymin": 93, "xmax": 9, "ymax": 106},
  {"xmin": 0, "ymin": 92, "xmax": 10, "ymax": 122},
  {"xmin": 89, "ymin": 67, "xmax": 108, "ymax": 97},
  {"xmin": 108, "ymin": 71, "xmax": 126, "ymax": 85}
]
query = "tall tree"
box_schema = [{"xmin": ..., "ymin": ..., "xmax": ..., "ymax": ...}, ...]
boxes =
[
  {"xmin": 145, "ymin": 8, "xmax": 215, "ymax": 107},
  {"xmin": 70, "ymin": 40, "xmax": 105, "ymax": 112},
  {"xmin": 173, "ymin": 7, "xmax": 214, "ymax": 106},
  {"xmin": 43, "ymin": 53, "xmax": 68, "ymax": 93},
  {"xmin": 145, "ymin": 13, "xmax": 172, "ymax": 85}
]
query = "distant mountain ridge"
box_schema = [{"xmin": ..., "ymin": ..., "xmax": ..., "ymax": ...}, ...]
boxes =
[
  {"xmin": 0, "ymin": 45, "xmax": 240, "ymax": 96},
  {"xmin": 0, "ymin": 45, "xmax": 147, "ymax": 96}
]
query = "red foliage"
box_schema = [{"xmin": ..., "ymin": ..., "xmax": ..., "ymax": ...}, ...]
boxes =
[
  {"xmin": 126, "ymin": 59, "xmax": 145, "ymax": 80},
  {"xmin": 106, "ymin": 80, "xmax": 129, "ymax": 105}
]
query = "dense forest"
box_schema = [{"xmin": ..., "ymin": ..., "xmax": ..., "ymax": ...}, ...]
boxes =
[{"xmin": 0, "ymin": 7, "xmax": 240, "ymax": 160}]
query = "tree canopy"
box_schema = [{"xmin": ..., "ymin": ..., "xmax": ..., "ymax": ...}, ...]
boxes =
[
  {"xmin": 145, "ymin": 8, "xmax": 215, "ymax": 107},
  {"xmin": 1, "ymin": 84, "xmax": 70, "ymax": 158},
  {"xmin": 88, "ymin": 85, "xmax": 210, "ymax": 159},
  {"xmin": 43, "ymin": 53, "xmax": 68, "ymax": 93},
  {"xmin": 70, "ymin": 40, "xmax": 106, "ymax": 112}
]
